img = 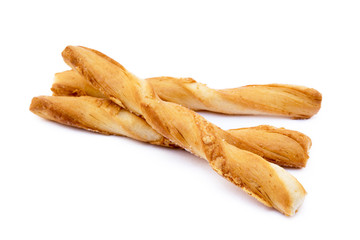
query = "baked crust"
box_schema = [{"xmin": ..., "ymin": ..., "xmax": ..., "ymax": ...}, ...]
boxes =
[{"xmin": 61, "ymin": 46, "xmax": 307, "ymax": 215}]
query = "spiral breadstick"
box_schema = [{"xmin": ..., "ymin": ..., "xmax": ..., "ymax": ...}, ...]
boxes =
[
  {"xmin": 61, "ymin": 46, "xmax": 306, "ymax": 215},
  {"xmin": 30, "ymin": 95, "xmax": 175, "ymax": 147},
  {"xmin": 52, "ymin": 69, "xmax": 321, "ymax": 119},
  {"xmin": 147, "ymin": 77, "xmax": 322, "ymax": 119},
  {"xmin": 30, "ymin": 95, "xmax": 311, "ymax": 167}
]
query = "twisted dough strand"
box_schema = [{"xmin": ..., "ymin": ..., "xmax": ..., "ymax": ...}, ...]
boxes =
[
  {"xmin": 52, "ymin": 69, "xmax": 321, "ymax": 119},
  {"xmin": 30, "ymin": 95, "xmax": 175, "ymax": 147},
  {"xmin": 61, "ymin": 46, "xmax": 306, "ymax": 215},
  {"xmin": 147, "ymin": 77, "xmax": 322, "ymax": 119},
  {"xmin": 147, "ymin": 77, "xmax": 321, "ymax": 119}
]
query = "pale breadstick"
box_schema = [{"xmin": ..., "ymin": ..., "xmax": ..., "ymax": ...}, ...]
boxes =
[
  {"xmin": 52, "ymin": 69, "xmax": 321, "ymax": 119},
  {"xmin": 62, "ymin": 46, "xmax": 306, "ymax": 215},
  {"xmin": 30, "ymin": 95, "xmax": 310, "ymax": 168},
  {"xmin": 52, "ymin": 71, "xmax": 312, "ymax": 168}
]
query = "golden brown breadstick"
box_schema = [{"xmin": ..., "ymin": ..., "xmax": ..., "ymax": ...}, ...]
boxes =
[
  {"xmin": 30, "ymin": 95, "xmax": 175, "ymax": 147},
  {"xmin": 227, "ymin": 125, "xmax": 311, "ymax": 168},
  {"xmin": 30, "ymin": 95, "xmax": 311, "ymax": 168},
  {"xmin": 61, "ymin": 45, "xmax": 306, "ymax": 215},
  {"xmin": 148, "ymin": 77, "xmax": 322, "ymax": 119},
  {"xmin": 52, "ymin": 69, "xmax": 321, "ymax": 119}
]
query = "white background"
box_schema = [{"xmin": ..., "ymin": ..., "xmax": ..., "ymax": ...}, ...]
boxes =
[{"xmin": 1, "ymin": 0, "xmax": 359, "ymax": 239}]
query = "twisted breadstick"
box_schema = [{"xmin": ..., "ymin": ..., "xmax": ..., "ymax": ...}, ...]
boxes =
[
  {"xmin": 30, "ymin": 95, "xmax": 311, "ymax": 167},
  {"xmin": 61, "ymin": 46, "xmax": 306, "ymax": 215},
  {"xmin": 30, "ymin": 95, "xmax": 175, "ymax": 147},
  {"xmin": 148, "ymin": 77, "xmax": 322, "ymax": 119},
  {"xmin": 52, "ymin": 69, "xmax": 322, "ymax": 119}
]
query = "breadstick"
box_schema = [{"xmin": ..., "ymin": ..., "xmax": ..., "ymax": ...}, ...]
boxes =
[
  {"xmin": 61, "ymin": 46, "xmax": 306, "ymax": 215},
  {"xmin": 30, "ymin": 95, "xmax": 175, "ymax": 147},
  {"xmin": 52, "ymin": 69, "xmax": 321, "ymax": 119},
  {"xmin": 30, "ymin": 95, "xmax": 310, "ymax": 168},
  {"xmin": 148, "ymin": 77, "xmax": 322, "ymax": 119}
]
